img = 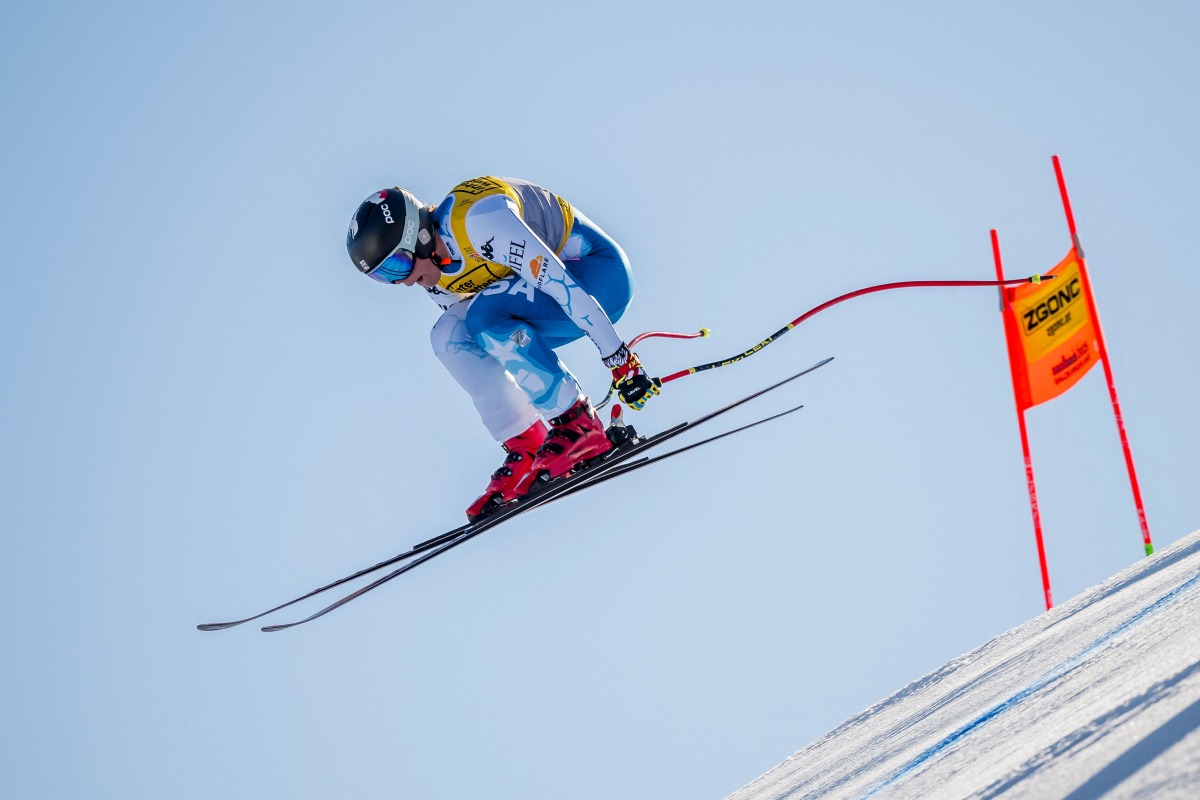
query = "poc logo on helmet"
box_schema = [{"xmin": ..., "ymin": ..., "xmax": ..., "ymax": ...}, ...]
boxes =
[{"xmin": 367, "ymin": 191, "xmax": 395, "ymax": 224}]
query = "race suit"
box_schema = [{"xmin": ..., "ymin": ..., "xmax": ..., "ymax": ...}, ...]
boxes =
[{"xmin": 424, "ymin": 177, "xmax": 633, "ymax": 442}]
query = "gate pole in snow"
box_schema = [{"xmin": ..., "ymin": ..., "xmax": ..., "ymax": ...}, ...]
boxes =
[
  {"xmin": 992, "ymin": 229, "xmax": 1055, "ymax": 610},
  {"xmin": 1051, "ymin": 155, "xmax": 1154, "ymax": 556}
]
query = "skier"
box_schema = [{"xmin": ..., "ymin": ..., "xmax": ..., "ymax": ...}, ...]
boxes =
[{"xmin": 346, "ymin": 177, "xmax": 659, "ymax": 520}]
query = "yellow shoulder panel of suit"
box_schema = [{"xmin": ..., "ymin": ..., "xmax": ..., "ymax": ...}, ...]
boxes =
[
  {"xmin": 553, "ymin": 195, "xmax": 574, "ymax": 254},
  {"xmin": 438, "ymin": 177, "xmax": 520, "ymax": 295}
]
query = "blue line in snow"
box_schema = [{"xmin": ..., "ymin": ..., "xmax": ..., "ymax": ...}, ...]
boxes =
[{"xmin": 859, "ymin": 569, "xmax": 1200, "ymax": 799}]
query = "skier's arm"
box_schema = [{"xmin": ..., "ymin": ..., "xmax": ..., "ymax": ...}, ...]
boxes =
[
  {"xmin": 464, "ymin": 195, "xmax": 624, "ymax": 358},
  {"xmin": 465, "ymin": 194, "xmax": 660, "ymax": 409}
]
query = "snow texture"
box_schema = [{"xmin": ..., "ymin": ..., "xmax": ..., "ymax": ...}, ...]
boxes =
[{"xmin": 726, "ymin": 530, "xmax": 1200, "ymax": 800}]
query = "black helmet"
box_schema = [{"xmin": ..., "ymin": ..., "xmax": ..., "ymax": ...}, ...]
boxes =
[{"xmin": 346, "ymin": 187, "xmax": 436, "ymax": 283}]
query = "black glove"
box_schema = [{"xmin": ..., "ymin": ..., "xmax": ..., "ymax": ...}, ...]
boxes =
[{"xmin": 604, "ymin": 344, "xmax": 661, "ymax": 410}]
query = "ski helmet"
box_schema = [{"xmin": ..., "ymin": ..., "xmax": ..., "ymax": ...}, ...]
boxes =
[{"xmin": 346, "ymin": 187, "xmax": 436, "ymax": 283}]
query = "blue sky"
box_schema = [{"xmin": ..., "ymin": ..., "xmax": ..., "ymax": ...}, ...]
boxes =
[{"xmin": 3, "ymin": 2, "xmax": 1198, "ymax": 799}]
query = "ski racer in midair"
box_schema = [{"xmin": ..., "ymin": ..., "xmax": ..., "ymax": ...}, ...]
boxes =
[{"xmin": 346, "ymin": 177, "xmax": 659, "ymax": 520}]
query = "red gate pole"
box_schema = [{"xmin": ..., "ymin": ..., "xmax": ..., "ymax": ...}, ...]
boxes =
[
  {"xmin": 1052, "ymin": 156, "xmax": 1154, "ymax": 556},
  {"xmin": 992, "ymin": 229, "xmax": 1054, "ymax": 609}
]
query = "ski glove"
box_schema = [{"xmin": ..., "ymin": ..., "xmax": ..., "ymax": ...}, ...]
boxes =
[{"xmin": 604, "ymin": 344, "xmax": 661, "ymax": 410}]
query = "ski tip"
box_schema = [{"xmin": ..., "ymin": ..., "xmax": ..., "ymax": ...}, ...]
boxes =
[
  {"xmin": 260, "ymin": 623, "xmax": 292, "ymax": 633},
  {"xmin": 808, "ymin": 355, "xmax": 835, "ymax": 370},
  {"xmin": 197, "ymin": 622, "xmax": 239, "ymax": 632}
]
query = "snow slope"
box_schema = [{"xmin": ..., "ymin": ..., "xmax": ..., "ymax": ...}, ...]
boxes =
[{"xmin": 726, "ymin": 530, "xmax": 1200, "ymax": 800}]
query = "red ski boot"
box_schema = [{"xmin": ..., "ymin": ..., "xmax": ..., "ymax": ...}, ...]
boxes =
[
  {"xmin": 515, "ymin": 398, "xmax": 613, "ymax": 497},
  {"xmin": 466, "ymin": 420, "xmax": 548, "ymax": 521}
]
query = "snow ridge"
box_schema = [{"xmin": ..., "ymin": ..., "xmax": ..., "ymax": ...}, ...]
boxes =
[{"xmin": 726, "ymin": 530, "xmax": 1200, "ymax": 800}]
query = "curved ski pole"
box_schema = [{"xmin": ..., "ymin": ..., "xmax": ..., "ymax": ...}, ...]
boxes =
[
  {"xmin": 659, "ymin": 275, "xmax": 1051, "ymax": 385},
  {"xmin": 630, "ymin": 328, "xmax": 711, "ymax": 348},
  {"xmin": 595, "ymin": 327, "xmax": 710, "ymax": 410}
]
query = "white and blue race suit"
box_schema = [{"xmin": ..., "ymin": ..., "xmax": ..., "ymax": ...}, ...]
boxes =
[{"xmin": 424, "ymin": 177, "xmax": 633, "ymax": 442}]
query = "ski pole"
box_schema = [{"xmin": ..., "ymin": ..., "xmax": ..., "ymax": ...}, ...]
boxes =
[
  {"xmin": 595, "ymin": 328, "xmax": 710, "ymax": 409},
  {"xmin": 658, "ymin": 275, "xmax": 1051, "ymax": 385},
  {"xmin": 630, "ymin": 328, "xmax": 710, "ymax": 347}
]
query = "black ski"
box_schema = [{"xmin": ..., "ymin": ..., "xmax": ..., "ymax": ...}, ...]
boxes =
[
  {"xmin": 197, "ymin": 356, "xmax": 833, "ymax": 633},
  {"xmin": 261, "ymin": 403, "xmax": 807, "ymax": 632}
]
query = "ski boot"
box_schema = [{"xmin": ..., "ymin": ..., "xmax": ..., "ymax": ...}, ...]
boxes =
[
  {"xmin": 515, "ymin": 398, "xmax": 614, "ymax": 497},
  {"xmin": 466, "ymin": 420, "xmax": 548, "ymax": 522}
]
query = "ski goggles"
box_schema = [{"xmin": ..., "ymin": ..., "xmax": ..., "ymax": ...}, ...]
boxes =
[{"xmin": 368, "ymin": 244, "xmax": 415, "ymax": 284}]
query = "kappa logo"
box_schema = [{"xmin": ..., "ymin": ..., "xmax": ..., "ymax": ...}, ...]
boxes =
[{"xmin": 480, "ymin": 236, "xmax": 495, "ymax": 261}]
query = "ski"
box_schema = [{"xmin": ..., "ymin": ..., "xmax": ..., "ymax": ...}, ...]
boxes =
[
  {"xmin": 259, "ymin": 401, "xmax": 809, "ymax": 632},
  {"xmin": 197, "ymin": 356, "xmax": 833, "ymax": 633}
]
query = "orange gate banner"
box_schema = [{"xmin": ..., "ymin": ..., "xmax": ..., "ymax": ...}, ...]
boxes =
[{"xmin": 1000, "ymin": 248, "xmax": 1102, "ymax": 410}]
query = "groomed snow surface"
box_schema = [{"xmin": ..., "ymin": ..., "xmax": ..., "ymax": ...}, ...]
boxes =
[{"xmin": 726, "ymin": 530, "xmax": 1200, "ymax": 800}]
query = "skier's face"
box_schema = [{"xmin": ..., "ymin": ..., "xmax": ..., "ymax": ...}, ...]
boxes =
[
  {"xmin": 401, "ymin": 231, "xmax": 451, "ymax": 289},
  {"xmin": 400, "ymin": 258, "xmax": 441, "ymax": 288}
]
